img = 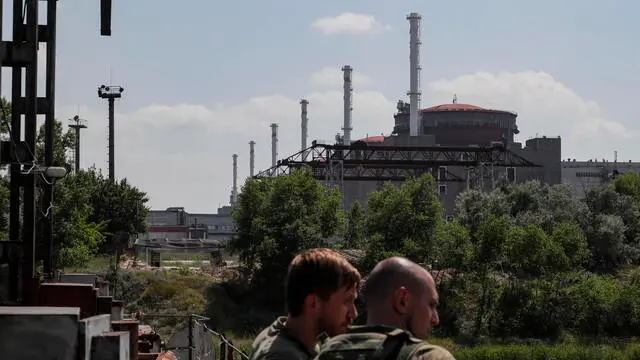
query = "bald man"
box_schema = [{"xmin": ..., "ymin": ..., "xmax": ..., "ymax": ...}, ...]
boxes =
[{"xmin": 314, "ymin": 257, "xmax": 455, "ymax": 360}]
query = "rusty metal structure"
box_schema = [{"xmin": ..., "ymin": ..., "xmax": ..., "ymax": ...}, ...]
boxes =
[
  {"xmin": 0, "ymin": 0, "xmax": 115, "ymax": 304},
  {"xmin": 254, "ymin": 142, "xmax": 540, "ymax": 191}
]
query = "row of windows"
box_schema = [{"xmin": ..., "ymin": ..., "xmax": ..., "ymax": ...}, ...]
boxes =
[
  {"xmin": 207, "ymin": 225, "xmax": 234, "ymax": 232},
  {"xmin": 575, "ymin": 172, "xmax": 604, "ymax": 178}
]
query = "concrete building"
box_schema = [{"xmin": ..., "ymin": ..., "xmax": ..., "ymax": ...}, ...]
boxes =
[
  {"xmin": 562, "ymin": 158, "xmax": 640, "ymax": 198},
  {"xmin": 335, "ymin": 100, "xmax": 562, "ymax": 216},
  {"xmin": 138, "ymin": 205, "xmax": 236, "ymax": 244}
]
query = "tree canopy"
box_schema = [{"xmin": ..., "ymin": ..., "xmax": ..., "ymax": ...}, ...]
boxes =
[
  {"xmin": 0, "ymin": 97, "xmax": 150, "ymax": 270},
  {"xmin": 230, "ymin": 169, "xmax": 640, "ymax": 341}
]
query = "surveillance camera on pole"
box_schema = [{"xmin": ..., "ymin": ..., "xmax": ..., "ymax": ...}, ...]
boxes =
[{"xmin": 98, "ymin": 85, "xmax": 125, "ymax": 181}]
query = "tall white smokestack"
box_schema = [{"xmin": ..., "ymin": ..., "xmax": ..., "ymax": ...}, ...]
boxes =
[
  {"xmin": 271, "ymin": 123, "xmax": 278, "ymax": 168},
  {"xmin": 342, "ymin": 65, "xmax": 353, "ymax": 145},
  {"xmin": 249, "ymin": 140, "xmax": 255, "ymax": 177},
  {"xmin": 407, "ymin": 12, "xmax": 422, "ymax": 137},
  {"xmin": 231, "ymin": 153, "xmax": 238, "ymax": 206},
  {"xmin": 300, "ymin": 99, "xmax": 309, "ymax": 152}
]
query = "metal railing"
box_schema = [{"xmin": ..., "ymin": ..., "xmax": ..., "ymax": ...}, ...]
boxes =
[
  {"xmin": 193, "ymin": 319, "xmax": 249, "ymax": 360},
  {"xmin": 127, "ymin": 313, "xmax": 248, "ymax": 360}
]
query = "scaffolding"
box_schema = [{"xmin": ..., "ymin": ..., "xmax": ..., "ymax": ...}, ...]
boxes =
[{"xmin": 255, "ymin": 142, "xmax": 540, "ymax": 191}]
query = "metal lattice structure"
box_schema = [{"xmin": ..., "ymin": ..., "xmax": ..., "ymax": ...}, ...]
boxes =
[{"xmin": 254, "ymin": 142, "xmax": 540, "ymax": 188}]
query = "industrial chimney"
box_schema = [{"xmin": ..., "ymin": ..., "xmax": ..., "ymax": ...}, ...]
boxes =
[
  {"xmin": 407, "ymin": 12, "xmax": 422, "ymax": 137},
  {"xmin": 300, "ymin": 99, "xmax": 309, "ymax": 152},
  {"xmin": 231, "ymin": 153, "xmax": 238, "ymax": 206},
  {"xmin": 271, "ymin": 123, "xmax": 278, "ymax": 168},
  {"xmin": 342, "ymin": 65, "xmax": 353, "ymax": 145},
  {"xmin": 249, "ymin": 140, "xmax": 255, "ymax": 177}
]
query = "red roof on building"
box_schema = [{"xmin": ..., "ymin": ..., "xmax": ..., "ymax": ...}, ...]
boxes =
[
  {"xmin": 356, "ymin": 135, "xmax": 385, "ymax": 143},
  {"xmin": 422, "ymin": 103, "xmax": 486, "ymax": 112},
  {"xmin": 421, "ymin": 103, "xmax": 517, "ymax": 116}
]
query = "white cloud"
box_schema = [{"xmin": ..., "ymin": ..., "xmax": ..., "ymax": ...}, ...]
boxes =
[
  {"xmin": 311, "ymin": 13, "xmax": 391, "ymax": 35},
  {"xmin": 310, "ymin": 67, "xmax": 372, "ymax": 88},
  {"xmin": 46, "ymin": 69, "xmax": 633, "ymax": 213},
  {"xmin": 58, "ymin": 87, "xmax": 396, "ymax": 213}
]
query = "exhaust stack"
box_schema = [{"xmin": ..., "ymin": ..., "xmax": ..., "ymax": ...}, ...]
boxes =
[
  {"xmin": 271, "ymin": 123, "xmax": 278, "ymax": 168},
  {"xmin": 407, "ymin": 12, "xmax": 422, "ymax": 137},
  {"xmin": 300, "ymin": 99, "xmax": 309, "ymax": 152},
  {"xmin": 342, "ymin": 65, "xmax": 353, "ymax": 145},
  {"xmin": 249, "ymin": 141, "xmax": 255, "ymax": 177},
  {"xmin": 231, "ymin": 154, "xmax": 238, "ymax": 206}
]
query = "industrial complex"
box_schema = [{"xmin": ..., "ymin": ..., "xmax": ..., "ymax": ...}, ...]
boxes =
[{"xmin": 138, "ymin": 12, "xmax": 638, "ymax": 244}]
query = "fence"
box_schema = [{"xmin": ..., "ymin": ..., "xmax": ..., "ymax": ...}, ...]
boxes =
[
  {"xmin": 193, "ymin": 318, "xmax": 249, "ymax": 360},
  {"xmin": 128, "ymin": 313, "xmax": 248, "ymax": 360}
]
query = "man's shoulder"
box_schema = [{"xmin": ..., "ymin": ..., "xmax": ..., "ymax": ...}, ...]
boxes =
[
  {"xmin": 250, "ymin": 325, "xmax": 311, "ymax": 360},
  {"xmin": 408, "ymin": 343, "xmax": 456, "ymax": 360}
]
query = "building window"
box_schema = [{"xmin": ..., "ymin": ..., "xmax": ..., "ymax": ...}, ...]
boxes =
[
  {"xmin": 506, "ymin": 167, "xmax": 516, "ymax": 182},
  {"xmin": 576, "ymin": 172, "xmax": 603, "ymax": 178},
  {"xmin": 438, "ymin": 166, "xmax": 447, "ymax": 182},
  {"xmin": 438, "ymin": 184, "xmax": 447, "ymax": 195}
]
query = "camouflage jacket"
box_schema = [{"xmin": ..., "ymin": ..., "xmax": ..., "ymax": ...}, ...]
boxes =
[
  {"xmin": 314, "ymin": 325, "xmax": 455, "ymax": 360},
  {"xmin": 249, "ymin": 316, "xmax": 320, "ymax": 360}
]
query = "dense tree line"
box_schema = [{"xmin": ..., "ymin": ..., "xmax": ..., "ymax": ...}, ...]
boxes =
[
  {"xmin": 0, "ymin": 97, "xmax": 149, "ymax": 271},
  {"xmin": 230, "ymin": 167, "xmax": 640, "ymax": 342}
]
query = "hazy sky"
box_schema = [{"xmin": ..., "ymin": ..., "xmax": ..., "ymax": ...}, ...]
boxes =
[{"xmin": 1, "ymin": 0, "xmax": 638, "ymax": 213}]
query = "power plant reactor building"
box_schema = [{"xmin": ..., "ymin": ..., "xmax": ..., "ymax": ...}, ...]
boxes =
[{"xmin": 252, "ymin": 11, "xmax": 562, "ymax": 217}]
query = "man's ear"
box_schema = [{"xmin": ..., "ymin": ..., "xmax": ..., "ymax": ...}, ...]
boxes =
[
  {"xmin": 392, "ymin": 286, "xmax": 411, "ymax": 315},
  {"xmin": 304, "ymin": 294, "xmax": 319, "ymax": 313}
]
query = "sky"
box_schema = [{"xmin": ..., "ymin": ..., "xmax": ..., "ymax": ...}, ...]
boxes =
[{"xmin": 1, "ymin": 0, "xmax": 639, "ymax": 213}]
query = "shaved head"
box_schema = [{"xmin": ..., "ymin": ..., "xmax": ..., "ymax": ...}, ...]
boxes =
[
  {"xmin": 361, "ymin": 257, "xmax": 439, "ymax": 338},
  {"xmin": 362, "ymin": 257, "xmax": 433, "ymax": 306}
]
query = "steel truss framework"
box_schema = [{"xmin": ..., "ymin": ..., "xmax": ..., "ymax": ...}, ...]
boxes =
[{"xmin": 254, "ymin": 143, "xmax": 541, "ymax": 188}]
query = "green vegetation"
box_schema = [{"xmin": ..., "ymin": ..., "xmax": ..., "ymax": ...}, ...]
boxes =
[
  {"xmin": 223, "ymin": 167, "xmax": 640, "ymax": 354},
  {"xmin": 0, "ymin": 97, "xmax": 149, "ymax": 291}
]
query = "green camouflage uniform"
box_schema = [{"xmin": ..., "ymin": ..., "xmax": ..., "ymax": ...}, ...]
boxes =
[
  {"xmin": 250, "ymin": 316, "xmax": 320, "ymax": 360},
  {"xmin": 314, "ymin": 325, "xmax": 455, "ymax": 360}
]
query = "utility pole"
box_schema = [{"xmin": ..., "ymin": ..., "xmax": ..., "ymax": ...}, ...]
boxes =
[
  {"xmin": 69, "ymin": 115, "xmax": 88, "ymax": 173},
  {"xmin": 98, "ymin": 85, "xmax": 124, "ymax": 181},
  {"xmin": 0, "ymin": 0, "xmax": 115, "ymax": 304}
]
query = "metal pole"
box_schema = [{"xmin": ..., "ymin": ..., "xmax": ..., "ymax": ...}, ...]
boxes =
[
  {"xmin": 75, "ymin": 127, "xmax": 81, "ymax": 172},
  {"xmin": 43, "ymin": 0, "xmax": 58, "ymax": 277},
  {"xmin": 22, "ymin": 0, "xmax": 39, "ymax": 303},
  {"xmin": 108, "ymin": 97, "xmax": 115, "ymax": 181},
  {"xmin": 188, "ymin": 315, "xmax": 194, "ymax": 360},
  {"xmin": 8, "ymin": 0, "xmax": 23, "ymax": 304}
]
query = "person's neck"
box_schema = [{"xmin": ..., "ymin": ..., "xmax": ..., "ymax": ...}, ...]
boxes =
[
  {"xmin": 366, "ymin": 311, "xmax": 405, "ymax": 331},
  {"xmin": 285, "ymin": 314, "xmax": 319, "ymax": 352}
]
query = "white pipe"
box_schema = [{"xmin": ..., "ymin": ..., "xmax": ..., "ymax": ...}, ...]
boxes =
[
  {"xmin": 407, "ymin": 12, "xmax": 422, "ymax": 137},
  {"xmin": 231, "ymin": 154, "xmax": 238, "ymax": 206},
  {"xmin": 271, "ymin": 123, "xmax": 278, "ymax": 168},
  {"xmin": 342, "ymin": 65, "xmax": 353, "ymax": 145},
  {"xmin": 300, "ymin": 99, "xmax": 309, "ymax": 152},
  {"xmin": 249, "ymin": 140, "xmax": 255, "ymax": 177}
]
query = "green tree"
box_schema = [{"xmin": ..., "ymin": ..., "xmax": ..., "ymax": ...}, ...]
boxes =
[
  {"xmin": 365, "ymin": 174, "xmax": 443, "ymax": 263},
  {"xmin": 583, "ymin": 185, "xmax": 640, "ymax": 271},
  {"xmin": 505, "ymin": 224, "xmax": 563, "ymax": 278},
  {"xmin": 432, "ymin": 219, "xmax": 473, "ymax": 274},
  {"xmin": 0, "ymin": 97, "xmax": 11, "ymax": 135},
  {"xmin": 550, "ymin": 221, "xmax": 591, "ymax": 270},
  {"xmin": 343, "ymin": 200, "xmax": 366, "ymax": 249},
  {"xmin": 36, "ymin": 119, "xmax": 76, "ymax": 171},
  {"xmin": 472, "ymin": 214, "xmax": 510, "ymax": 336},
  {"xmin": 229, "ymin": 168, "xmax": 344, "ymax": 304},
  {"xmin": 85, "ymin": 168, "xmax": 149, "ymax": 252}
]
